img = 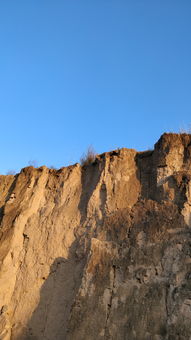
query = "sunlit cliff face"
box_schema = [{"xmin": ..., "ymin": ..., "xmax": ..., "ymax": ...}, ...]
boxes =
[{"xmin": 0, "ymin": 133, "xmax": 191, "ymax": 340}]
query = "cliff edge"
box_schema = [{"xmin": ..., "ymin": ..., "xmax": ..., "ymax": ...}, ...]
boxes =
[{"xmin": 0, "ymin": 133, "xmax": 191, "ymax": 340}]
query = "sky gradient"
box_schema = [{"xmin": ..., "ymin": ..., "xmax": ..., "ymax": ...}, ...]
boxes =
[{"xmin": 0, "ymin": 1, "xmax": 191, "ymax": 174}]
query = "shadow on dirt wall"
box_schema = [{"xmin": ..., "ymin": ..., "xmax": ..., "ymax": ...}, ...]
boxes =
[
  {"xmin": 78, "ymin": 160, "xmax": 104, "ymax": 225},
  {"xmin": 17, "ymin": 241, "xmax": 87, "ymax": 340},
  {"xmin": 14, "ymin": 162, "xmax": 108, "ymax": 340}
]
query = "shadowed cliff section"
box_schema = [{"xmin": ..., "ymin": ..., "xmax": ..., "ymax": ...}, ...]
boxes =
[
  {"xmin": 19, "ymin": 250, "xmax": 87, "ymax": 340},
  {"xmin": 135, "ymin": 150, "xmax": 155, "ymax": 199},
  {"xmin": 0, "ymin": 174, "xmax": 18, "ymax": 225},
  {"xmin": 78, "ymin": 157, "xmax": 106, "ymax": 224},
  {"xmin": 0, "ymin": 133, "xmax": 191, "ymax": 340},
  {"xmin": 19, "ymin": 257, "xmax": 70, "ymax": 340}
]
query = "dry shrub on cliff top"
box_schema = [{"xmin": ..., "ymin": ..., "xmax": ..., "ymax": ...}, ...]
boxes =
[
  {"xmin": 80, "ymin": 146, "xmax": 97, "ymax": 166},
  {"xmin": 178, "ymin": 124, "xmax": 191, "ymax": 134},
  {"xmin": 6, "ymin": 170, "xmax": 16, "ymax": 175}
]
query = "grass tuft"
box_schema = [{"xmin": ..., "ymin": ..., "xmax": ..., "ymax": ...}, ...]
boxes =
[{"xmin": 80, "ymin": 146, "xmax": 97, "ymax": 166}]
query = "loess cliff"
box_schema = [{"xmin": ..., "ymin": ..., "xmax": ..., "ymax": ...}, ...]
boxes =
[{"xmin": 0, "ymin": 133, "xmax": 191, "ymax": 340}]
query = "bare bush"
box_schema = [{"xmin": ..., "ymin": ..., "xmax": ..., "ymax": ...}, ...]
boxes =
[
  {"xmin": 179, "ymin": 124, "xmax": 191, "ymax": 134},
  {"xmin": 80, "ymin": 146, "xmax": 97, "ymax": 166},
  {"xmin": 6, "ymin": 170, "xmax": 16, "ymax": 175},
  {"xmin": 28, "ymin": 160, "xmax": 38, "ymax": 167}
]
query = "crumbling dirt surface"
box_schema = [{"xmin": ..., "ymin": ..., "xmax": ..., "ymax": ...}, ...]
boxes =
[{"xmin": 0, "ymin": 133, "xmax": 191, "ymax": 340}]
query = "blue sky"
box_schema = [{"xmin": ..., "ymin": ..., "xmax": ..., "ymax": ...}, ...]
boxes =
[{"xmin": 0, "ymin": 1, "xmax": 191, "ymax": 174}]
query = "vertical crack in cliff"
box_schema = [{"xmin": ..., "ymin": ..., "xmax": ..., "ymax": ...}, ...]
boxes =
[
  {"xmin": 165, "ymin": 283, "xmax": 170, "ymax": 334},
  {"xmin": 104, "ymin": 264, "xmax": 116, "ymax": 339}
]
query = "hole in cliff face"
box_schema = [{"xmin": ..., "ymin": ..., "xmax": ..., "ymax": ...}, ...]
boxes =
[
  {"xmin": 182, "ymin": 175, "xmax": 190, "ymax": 184},
  {"xmin": 111, "ymin": 150, "xmax": 119, "ymax": 156},
  {"xmin": 23, "ymin": 233, "xmax": 29, "ymax": 239},
  {"xmin": 109, "ymin": 150, "xmax": 120, "ymax": 160}
]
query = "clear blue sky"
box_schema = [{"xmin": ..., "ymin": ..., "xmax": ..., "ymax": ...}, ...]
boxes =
[{"xmin": 0, "ymin": 1, "xmax": 191, "ymax": 174}]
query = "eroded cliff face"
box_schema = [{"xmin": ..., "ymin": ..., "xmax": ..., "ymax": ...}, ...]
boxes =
[{"xmin": 0, "ymin": 133, "xmax": 191, "ymax": 340}]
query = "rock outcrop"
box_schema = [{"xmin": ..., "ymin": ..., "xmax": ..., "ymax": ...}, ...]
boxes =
[{"xmin": 0, "ymin": 133, "xmax": 191, "ymax": 340}]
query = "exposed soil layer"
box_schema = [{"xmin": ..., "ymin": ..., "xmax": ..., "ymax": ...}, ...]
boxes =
[{"xmin": 0, "ymin": 133, "xmax": 191, "ymax": 340}]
